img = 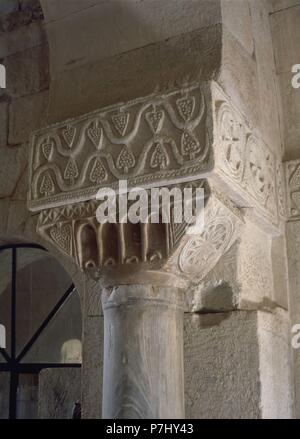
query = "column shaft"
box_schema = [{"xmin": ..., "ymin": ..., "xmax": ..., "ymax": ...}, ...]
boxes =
[{"xmin": 101, "ymin": 284, "xmax": 185, "ymax": 419}]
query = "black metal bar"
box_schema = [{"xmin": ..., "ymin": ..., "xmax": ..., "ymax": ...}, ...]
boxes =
[
  {"xmin": 9, "ymin": 370, "xmax": 18, "ymax": 419},
  {"xmin": 0, "ymin": 348, "xmax": 11, "ymax": 362},
  {"xmin": 1, "ymin": 362, "xmax": 81, "ymax": 372},
  {"xmin": 0, "ymin": 364, "xmax": 10, "ymax": 372},
  {"xmin": 0, "ymin": 244, "xmax": 81, "ymax": 420},
  {"xmin": 16, "ymin": 284, "xmax": 75, "ymax": 362},
  {"xmin": 11, "ymin": 248, "xmax": 16, "ymax": 360},
  {"xmin": 0, "ymin": 243, "xmax": 45, "ymax": 252}
]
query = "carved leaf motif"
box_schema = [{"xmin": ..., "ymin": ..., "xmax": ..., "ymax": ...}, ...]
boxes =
[
  {"xmin": 150, "ymin": 142, "xmax": 169, "ymax": 169},
  {"xmin": 116, "ymin": 146, "xmax": 135, "ymax": 174},
  {"xmin": 90, "ymin": 158, "xmax": 107, "ymax": 184},
  {"xmin": 40, "ymin": 172, "xmax": 55, "ymax": 197},
  {"xmin": 41, "ymin": 138, "xmax": 54, "ymax": 160},
  {"xmin": 49, "ymin": 224, "xmax": 72, "ymax": 255},
  {"xmin": 64, "ymin": 158, "xmax": 79, "ymax": 185},
  {"xmin": 111, "ymin": 113, "xmax": 129, "ymax": 136},
  {"xmin": 87, "ymin": 120, "xmax": 102, "ymax": 149},
  {"xmin": 145, "ymin": 109, "xmax": 164, "ymax": 134},
  {"xmin": 290, "ymin": 164, "xmax": 300, "ymax": 189},
  {"xmin": 181, "ymin": 130, "xmax": 200, "ymax": 160},
  {"xmin": 176, "ymin": 96, "xmax": 195, "ymax": 121},
  {"xmin": 62, "ymin": 125, "xmax": 76, "ymax": 148}
]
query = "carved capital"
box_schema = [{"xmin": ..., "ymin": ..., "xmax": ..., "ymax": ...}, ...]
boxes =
[{"xmin": 28, "ymin": 80, "xmax": 285, "ymax": 286}]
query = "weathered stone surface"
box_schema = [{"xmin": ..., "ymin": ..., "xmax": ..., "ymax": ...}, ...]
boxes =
[
  {"xmin": 271, "ymin": 235, "xmax": 289, "ymax": 309},
  {"xmin": 0, "ymin": 145, "xmax": 27, "ymax": 198},
  {"xmin": 286, "ymin": 221, "xmax": 300, "ymax": 418},
  {"xmin": 0, "ymin": 0, "xmax": 19, "ymax": 16},
  {"xmin": 238, "ymin": 222, "xmax": 274, "ymax": 308},
  {"xmin": 0, "ymin": 22, "xmax": 47, "ymax": 59},
  {"xmin": 271, "ymin": 0, "xmax": 300, "ymax": 11},
  {"xmin": 250, "ymin": 0, "xmax": 283, "ymax": 157},
  {"xmin": 38, "ymin": 368, "xmax": 81, "ymax": 419},
  {"xmin": 219, "ymin": 28, "xmax": 260, "ymax": 136},
  {"xmin": 270, "ymin": 4, "xmax": 300, "ymax": 160},
  {"xmin": 5, "ymin": 45, "xmax": 49, "ymax": 97},
  {"xmin": 277, "ymin": 72, "xmax": 300, "ymax": 160},
  {"xmin": 258, "ymin": 309, "xmax": 294, "ymax": 419},
  {"xmin": 222, "ymin": 0, "xmax": 254, "ymax": 55},
  {"xmin": 43, "ymin": 0, "xmax": 221, "ymax": 76},
  {"xmin": 184, "ymin": 311, "xmax": 261, "ymax": 419},
  {"xmin": 47, "ymin": 25, "xmax": 222, "ymax": 122},
  {"xmin": 0, "ymin": 1, "xmax": 43, "ymax": 32},
  {"xmin": 8, "ymin": 90, "xmax": 49, "ymax": 144},
  {"xmin": 184, "ymin": 309, "xmax": 293, "ymax": 419},
  {"xmin": 0, "ymin": 102, "xmax": 8, "ymax": 147}
]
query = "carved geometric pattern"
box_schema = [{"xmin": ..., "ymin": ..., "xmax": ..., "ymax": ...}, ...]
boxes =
[
  {"xmin": 214, "ymin": 93, "xmax": 280, "ymax": 229},
  {"xmin": 28, "ymin": 84, "xmax": 210, "ymax": 211}
]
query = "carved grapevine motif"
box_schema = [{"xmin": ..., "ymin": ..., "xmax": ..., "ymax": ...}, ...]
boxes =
[
  {"xmin": 87, "ymin": 120, "xmax": 102, "ymax": 149},
  {"xmin": 49, "ymin": 224, "xmax": 72, "ymax": 255},
  {"xmin": 145, "ymin": 108, "xmax": 164, "ymax": 134},
  {"xmin": 62, "ymin": 125, "xmax": 76, "ymax": 148},
  {"xmin": 64, "ymin": 158, "xmax": 79, "ymax": 185},
  {"xmin": 181, "ymin": 130, "xmax": 200, "ymax": 160},
  {"xmin": 176, "ymin": 97, "xmax": 195, "ymax": 121},
  {"xmin": 29, "ymin": 85, "xmax": 210, "ymax": 211},
  {"xmin": 90, "ymin": 157, "xmax": 107, "ymax": 184},
  {"xmin": 41, "ymin": 138, "xmax": 54, "ymax": 161},
  {"xmin": 150, "ymin": 142, "xmax": 169, "ymax": 170},
  {"xmin": 40, "ymin": 172, "xmax": 55, "ymax": 197},
  {"xmin": 116, "ymin": 146, "xmax": 136, "ymax": 174},
  {"xmin": 111, "ymin": 112, "xmax": 129, "ymax": 136}
]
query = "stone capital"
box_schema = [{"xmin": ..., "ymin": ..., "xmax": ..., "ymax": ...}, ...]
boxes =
[{"xmin": 27, "ymin": 80, "xmax": 285, "ymax": 286}]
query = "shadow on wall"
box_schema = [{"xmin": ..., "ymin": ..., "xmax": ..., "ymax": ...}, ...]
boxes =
[{"xmin": 39, "ymin": 0, "xmax": 222, "ymax": 122}]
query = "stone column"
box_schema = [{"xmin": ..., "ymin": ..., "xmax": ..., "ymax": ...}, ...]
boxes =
[{"xmin": 101, "ymin": 284, "xmax": 185, "ymax": 419}]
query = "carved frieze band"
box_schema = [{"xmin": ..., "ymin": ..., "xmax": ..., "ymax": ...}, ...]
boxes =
[
  {"xmin": 212, "ymin": 84, "xmax": 286, "ymax": 227},
  {"xmin": 285, "ymin": 159, "xmax": 300, "ymax": 220},
  {"xmin": 29, "ymin": 84, "xmax": 211, "ymax": 211}
]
